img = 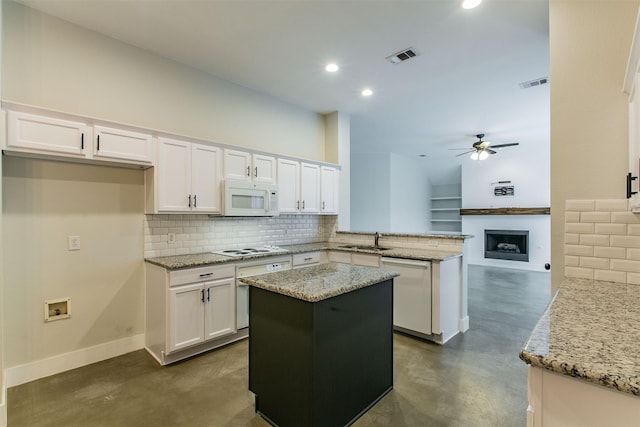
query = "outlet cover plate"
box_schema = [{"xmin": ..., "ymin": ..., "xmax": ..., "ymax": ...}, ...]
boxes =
[{"xmin": 68, "ymin": 235, "xmax": 81, "ymax": 251}]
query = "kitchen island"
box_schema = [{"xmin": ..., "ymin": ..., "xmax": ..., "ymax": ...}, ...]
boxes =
[
  {"xmin": 520, "ymin": 277, "xmax": 640, "ymax": 426},
  {"xmin": 241, "ymin": 263, "xmax": 399, "ymax": 427}
]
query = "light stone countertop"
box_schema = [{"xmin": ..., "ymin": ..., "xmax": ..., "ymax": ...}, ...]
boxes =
[
  {"xmin": 145, "ymin": 242, "xmax": 462, "ymax": 270},
  {"xmin": 239, "ymin": 262, "xmax": 399, "ymax": 302},
  {"xmin": 519, "ymin": 277, "xmax": 640, "ymax": 396}
]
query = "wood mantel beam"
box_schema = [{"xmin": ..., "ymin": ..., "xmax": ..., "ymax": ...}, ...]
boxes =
[{"xmin": 459, "ymin": 207, "xmax": 550, "ymax": 216}]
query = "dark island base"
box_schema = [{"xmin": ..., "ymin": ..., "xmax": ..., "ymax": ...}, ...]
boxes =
[{"xmin": 249, "ymin": 279, "xmax": 394, "ymax": 427}]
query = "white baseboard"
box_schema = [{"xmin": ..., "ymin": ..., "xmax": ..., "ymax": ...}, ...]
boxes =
[
  {"xmin": 459, "ymin": 316, "xmax": 470, "ymax": 332},
  {"xmin": 5, "ymin": 334, "xmax": 144, "ymax": 388}
]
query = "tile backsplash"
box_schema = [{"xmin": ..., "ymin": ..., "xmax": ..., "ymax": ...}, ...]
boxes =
[
  {"xmin": 144, "ymin": 214, "xmax": 336, "ymax": 258},
  {"xmin": 564, "ymin": 199, "xmax": 640, "ymax": 284}
]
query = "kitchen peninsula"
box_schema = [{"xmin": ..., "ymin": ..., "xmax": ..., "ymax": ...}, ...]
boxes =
[
  {"xmin": 520, "ymin": 278, "xmax": 640, "ymax": 426},
  {"xmin": 241, "ymin": 263, "xmax": 399, "ymax": 427}
]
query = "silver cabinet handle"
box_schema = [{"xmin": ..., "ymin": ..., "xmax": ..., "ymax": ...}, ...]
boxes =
[
  {"xmin": 246, "ymin": 165, "xmax": 250, "ymax": 176},
  {"xmin": 254, "ymin": 166, "xmax": 258, "ymax": 177}
]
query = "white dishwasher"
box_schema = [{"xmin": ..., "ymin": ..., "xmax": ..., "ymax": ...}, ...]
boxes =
[
  {"xmin": 380, "ymin": 257, "xmax": 432, "ymax": 336},
  {"xmin": 235, "ymin": 255, "xmax": 292, "ymax": 330}
]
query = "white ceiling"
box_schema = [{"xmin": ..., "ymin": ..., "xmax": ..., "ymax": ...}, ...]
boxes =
[{"xmin": 15, "ymin": 0, "xmax": 550, "ymax": 165}]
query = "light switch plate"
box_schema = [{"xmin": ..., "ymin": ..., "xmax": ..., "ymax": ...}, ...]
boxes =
[{"xmin": 68, "ymin": 235, "xmax": 81, "ymax": 251}]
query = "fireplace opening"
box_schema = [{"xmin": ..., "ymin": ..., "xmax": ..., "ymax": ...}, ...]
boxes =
[{"xmin": 484, "ymin": 229, "xmax": 529, "ymax": 262}]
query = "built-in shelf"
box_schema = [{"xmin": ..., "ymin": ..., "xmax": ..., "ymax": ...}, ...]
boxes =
[
  {"xmin": 429, "ymin": 182, "xmax": 462, "ymax": 232},
  {"xmin": 430, "ymin": 197, "xmax": 462, "ymax": 201}
]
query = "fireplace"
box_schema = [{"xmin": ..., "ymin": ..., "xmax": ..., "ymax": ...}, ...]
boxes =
[{"xmin": 484, "ymin": 229, "xmax": 529, "ymax": 262}]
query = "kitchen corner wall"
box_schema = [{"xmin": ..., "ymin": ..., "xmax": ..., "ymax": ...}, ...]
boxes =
[
  {"xmin": 144, "ymin": 215, "xmax": 337, "ymax": 258},
  {"xmin": 564, "ymin": 199, "xmax": 640, "ymax": 284},
  {"xmin": 550, "ymin": 0, "xmax": 638, "ymax": 289}
]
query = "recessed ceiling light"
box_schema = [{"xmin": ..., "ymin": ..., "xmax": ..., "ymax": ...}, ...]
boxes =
[
  {"xmin": 325, "ymin": 63, "xmax": 339, "ymax": 72},
  {"xmin": 462, "ymin": 0, "xmax": 482, "ymax": 9},
  {"xmin": 361, "ymin": 88, "xmax": 373, "ymax": 97}
]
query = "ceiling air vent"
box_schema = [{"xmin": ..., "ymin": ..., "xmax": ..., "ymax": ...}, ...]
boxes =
[
  {"xmin": 519, "ymin": 77, "xmax": 549, "ymax": 89},
  {"xmin": 386, "ymin": 48, "xmax": 418, "ymax": 64}
]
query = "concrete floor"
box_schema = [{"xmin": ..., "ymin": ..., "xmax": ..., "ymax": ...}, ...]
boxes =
[{"xmin": 8, "ymin": 265, "xmax": 550, "ymax": 427}]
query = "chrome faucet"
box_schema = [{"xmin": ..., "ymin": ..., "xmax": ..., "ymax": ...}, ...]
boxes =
[{"xmin": 374, "ymin": 232, "xmax": 381, "ymax": 248}]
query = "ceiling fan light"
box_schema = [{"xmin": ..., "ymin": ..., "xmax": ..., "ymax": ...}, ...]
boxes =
[
  {"xmin": 470, "ymin": 152, "xmax": 479, "ymax": 160},
  {"xmin": 462, "ymin": 0, "xmax": 482, "ymax": 9},
  {"xmin": 479, "ymin": 150, "xmax": 489, "ymax": 160}
]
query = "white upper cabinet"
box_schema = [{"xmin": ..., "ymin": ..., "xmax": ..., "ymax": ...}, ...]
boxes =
[
  {"xmin": 278, "ymin": 160, "xmax": 338, "ymax": 214},
  {"xmin": 252, "ymin": 154, "xmax": 277, "ymax": 183},
  {"xmin": 93, "ymin": 125, "xmax": 153, "ymax": 165},
  {"xmin": 223, "ymin": 149, "xmax": 252, "ymax": 181},
  {"xmin": 320, "ymin": 166, "xmax": 339, "ymax": 214},
  {"xmin": 7, "ymin": 111, "xmax": 89, "ymax": 157},
  {"xmin": 154, "ymin": 138, "xmax": 222, "ymax": 213},
  {"xmin": 277, "ymin": 158, "xmax": 301, "ymax": 213},
  {"xmin": 224, "ymin": 149, "xmax": 276, "ymax": 184},
  {"xmin": 191, "ymin": 144, "xmax": 223, "ymax": 212},
  {"xmin": 5, "ymin": 110, "xmax": 154, "ymax": 167},
  {"xmin": 300, "ymin": 162, "xmax": 320, "ymax": 213}
]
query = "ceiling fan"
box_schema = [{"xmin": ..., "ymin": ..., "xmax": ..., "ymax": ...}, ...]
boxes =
[{"xmin": 451, "ymin": 134, "xmax": 519, "ymax": 160}]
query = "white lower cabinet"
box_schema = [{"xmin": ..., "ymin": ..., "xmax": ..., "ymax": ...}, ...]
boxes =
[
  {"xmin": 145, "ymin": 263, "xmax": 238, "ymax": 365},
  {"xmin": 169, "ymin": 277, "xmax": 235, "ymax": 352},
  {"xmin": 327, "ymin": 251, "xmax": 380, "ymax": 267}
]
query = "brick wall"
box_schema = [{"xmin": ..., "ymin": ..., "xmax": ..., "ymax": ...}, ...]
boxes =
[{"xmin": 564, "ymin": 199, "xmax": 640, "ymax": 283}]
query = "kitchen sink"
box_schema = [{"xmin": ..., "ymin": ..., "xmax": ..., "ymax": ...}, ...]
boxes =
[{"xmin": 338, "ymin": 245, "xmax": 392, "ymax": 252}]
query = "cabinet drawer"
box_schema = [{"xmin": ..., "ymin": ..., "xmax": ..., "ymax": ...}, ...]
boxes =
[
  {"xmin": 292, "ymin": 251, "xmax": 326, "ymax": 267},
  {"xmin": 169, "ymin": 264, "xmax": 234, "ymax": 287}
]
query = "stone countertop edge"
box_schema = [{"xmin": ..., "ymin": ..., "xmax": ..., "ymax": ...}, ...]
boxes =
[
  {"xmin": 335, "ymin": 230, "xmax": 473, "ymax": 240},
  {"xmin": 519, "ymin": 277, "xmax": 640, "ymax": 396},
  {"xmin": 145, "ymin": 242, "xmax": 463, "ymax": 270},
  {"xmin": 239, "ymin": 262, "xmax": 399, "ymax": 302}
]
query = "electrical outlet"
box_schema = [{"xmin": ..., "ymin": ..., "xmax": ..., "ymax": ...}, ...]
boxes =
[
  {"xmin": 68, "ymin": 235, "xmax": 81, "ymax": 251},
  {"xmin": 167, "ymin": 233, "xmax": 175, "ymax": 244}
]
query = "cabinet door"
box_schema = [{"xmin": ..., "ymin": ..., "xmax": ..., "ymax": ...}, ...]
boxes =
[
  {"xmin": 320, "ymin": 166, "xmax": 339, "ymax": 214},
  {"xmin": 93, "ymin": 126, "xmax": 153, "ymax": 164},
  {"xmin": 252, "ymin": 154, "xmax": 276, "ymax": 184},
  {"xmin": 224, "ymin": 149, "xmax": 252, "ymax": 181},
  {"xmin": 327, "ymin": 251, "xmax": 352, "ymax": 264},
  {"xmin": 157, "ymin": 138, "xmax": 191, "ymax": 212},
  {"xmin": 300, "ymin": 162, "xmax": 320, "ymax": 213},
  {"xmin": 277, "ymin": 158, "xmax": 300, "ymax": 213},
  {"xmin": 7, "ymin": 111, "xmax": 89, "ymax": 157},
  {"xmin": 169, "ymin": 283, "xmax": 205, "ymax": 352},
  {"xmin": 191, "ymin": 144, "xmax": 222, "ymax": 213},
  {"xmin": 204, "ymin": 278, "xmax": 236, "ymax": 340}
]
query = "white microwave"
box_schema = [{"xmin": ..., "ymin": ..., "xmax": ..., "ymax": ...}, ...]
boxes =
[{"xmin": 223, "ymin": 180, "xmax": 279, "ymax": 217}]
